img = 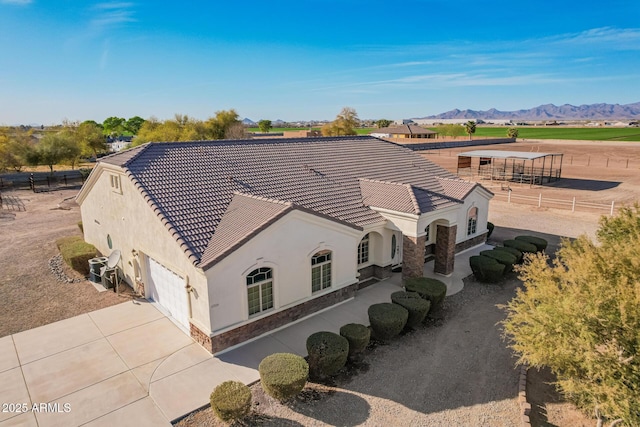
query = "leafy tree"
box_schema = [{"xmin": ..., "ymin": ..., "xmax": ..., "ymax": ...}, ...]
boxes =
[
  {"xmin": 35, "ymin": 131, "xmax": 81, "ymax": 173},
  {"xmin": 321, "ymin": 107, "xmax": 360, "ymax": 136},
  {"xmin": 102, "ymin": 116, "xmax": 127, "ymax": 137},
  {"xmin": 0, "ymin": 127, "xmax": 35, "ymax": 172},
  {"xmin": 376, "ymin": 119, "xmax": 392, "ymax": 128},
  {"xmin": 464, "ymin": 120, "xmax": 476, "ymax": 140},
  {"xmin": 507, "ymin": 127, "xmax": 519, "ymax": 138},
  {"xmin": 258, "ymin": 119, "xmax": 272, "ymax": 133},
  {"xmin": 125, "ymin": 116, "xmax": 146, "ymax": 135},
  {"xmin": 206, "ymin": 109, "xmax": 242, "ymax": 139},
  {"xmin": 501, "ymin": 205, "xmax": 640, "ymax": 426},
  {"xmin": 76, "ymin": 121, "xmax": 107, "ymax": 158}
]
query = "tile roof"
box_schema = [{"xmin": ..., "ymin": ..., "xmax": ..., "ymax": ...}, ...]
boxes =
[
  {"xmin": 359, "ymin": 179, "xmax": 460, "ymax": 215},
  {"xmin": 373, "ymin": 124, "xmax": 437, "ymax": 135},
  {"xmin": 100, "ymin": 136, "xmax": 478, "ymax": 268}
]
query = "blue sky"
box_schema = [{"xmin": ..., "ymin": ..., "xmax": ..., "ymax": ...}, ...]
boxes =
[{"xmin": 1, "ymin": 0, "xmax": 639, "ymax": 125}]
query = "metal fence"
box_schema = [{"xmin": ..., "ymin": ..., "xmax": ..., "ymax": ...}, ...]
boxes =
[
  {"xmin": 492, "ymin": 191, "xmax": 617, "ymax": 215},
  {"xmin": 0, "ymin": 171, "xmax": 86, "ymax": 192}
]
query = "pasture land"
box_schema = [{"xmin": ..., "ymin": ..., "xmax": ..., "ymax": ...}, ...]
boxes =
[
  {"xmin": 422, "ymin": 139, "xmax": 640, "ymax": 212},
  {"xmin": 473, "ymin": 126, "xmax": 640, "ymax": 141},
  {"xmin": 247, "ymin": 127, "xmax": 374, "ymax": 135}
]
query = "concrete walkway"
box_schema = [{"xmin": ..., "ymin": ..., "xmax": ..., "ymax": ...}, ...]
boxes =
[{"xmin": 0, "ymin": 245, "xmax": 486, "ymax": 426}]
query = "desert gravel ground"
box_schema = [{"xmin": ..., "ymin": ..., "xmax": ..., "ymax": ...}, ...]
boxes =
[
  {"xmin": 0, "ymin": 188, "xmax": 134, "ymax": 337},
  {"xmin": 178, "ymin": 273, "xmax": 523, "ymax": 427}
]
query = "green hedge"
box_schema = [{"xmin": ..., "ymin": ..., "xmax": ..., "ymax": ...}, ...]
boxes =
[
  {"xmin": 469, "ymin": 255, "xmax": 505, "ymax": 283},
  {"xmin": 56, "ymin": 236, "xmax": 98, "ymax": 275},
  {"xmin": 480, "ymin": 249, "xmax": 518, "ymax": 273},
  {"xmin": 404, "ymin": 277, "xmax": 447, "ymax": 309},
  {"xmin": 258, "ymin": 353, "xmax": 308, "ymax": 401},
  {"xmin": 493, "ymin": 246, "xmax": 524, "ymax": 263},
  {"xmin": 390, "ymin": 291, "xmax": 431, "ymax": 327},
  {"xmin": 368, "ymin": 303, "xmax": 408, "ymax": 341},
  {"xmin": 306, "ymin": 331, "xmax": 349, "ymax": 378},
  {"xmin": 339, "ymin": 323, "xmax": 370, "ymax": 357},
  {"xmin": 487, "ymin": 221, "xmax": 495, "ymax": 238},
  {"xmin": 503, "ymin": 239, "xmax": 538, "ymax": 255},
  {"xmin": 210, "ymin": 381, "xmax": 252, "ymax": 423},
  {"xmin": 515, "ymin": 235, "xmax": 548, "ymax": 252}
]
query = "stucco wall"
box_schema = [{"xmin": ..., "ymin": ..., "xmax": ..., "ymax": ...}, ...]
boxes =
[
  {"xmin": 78, "ymin": 166, "xmax": 211, "ymax": 331},
  {"xmin": 204, "ymin": 210, "xmax": 373, "ymax": 334},
  {"xmin": 455, "ymin": 187, "xmax": 492, "ymax": 243}
]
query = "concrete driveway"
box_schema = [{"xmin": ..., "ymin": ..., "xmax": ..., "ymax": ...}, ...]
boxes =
[{"xmin": 0, "ymin": 245, "xmax": 485, "ymax": 427}]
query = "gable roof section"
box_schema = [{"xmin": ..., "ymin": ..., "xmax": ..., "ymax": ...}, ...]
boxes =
[
  {"xmin": 436, "ymin": 177, "xmax": 492, "ymax": 200},
  {"xmin": 359, "ymin": 179, "xmax": 461, "ymax": 215},
  {"xmin": 98, "ymin": 136, "xmax": 470, "ymax": 268}
]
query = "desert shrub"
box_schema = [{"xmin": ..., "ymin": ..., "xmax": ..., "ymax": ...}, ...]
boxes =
[
  {"xmin": 209, "ymin": 380, "xmax": 252, "ymax": 423},
  {"xmin": 306, "ymin": 332, "xmax": 349, "ymax": 378},
  {"xmin": 487, "ymin": 221, "xmax": 495, "ymax": 238},
  {"xmin": 469, "ymin": 255, "xmax": 505, "ymax": 283},
  {"xmin": 404, "ymin": 277, "xmax": 447, "ymax": 309},
  {"xmin": 480, "ymin": 249, "xmax": 517, "ymax": 273},
  {"xmin": 339, "ymin": 323, "xmax": 370, "ymax": 357},
  {"xmin": 503, "ymin": 239, "xmax": 537, "ymax": 255},
  {"xmin": 56, "ymin": 236, "xmax": 98, "ymax": 275},
  {"xmin": 493, "ymin": 246, "xmax": 524, "ymax": 263},
  {"xmin": 368, "ymin": 303, "xmax": 408, "ymax": 341},
  {"xmin": 515, "ymin": 235, "xmax": 548, "ymax": 252},
  {"xmin": 390, "ymin": 291, "xmax": 431, "ymax": 327},
  {"xmin": 259, "ymin": 353, "xmax": 308, "ymax": 401}
]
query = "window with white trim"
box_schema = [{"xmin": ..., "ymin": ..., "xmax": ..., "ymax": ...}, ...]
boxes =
[
  {"xmin": 425, "ymin": 224, "xmax": 431, "ymax": 242},
  {"xmin": 311, "ymin": 250, "xmax": 332, "ymax": 293},
  {"xmin": 358, "ymin": 234, "xmax": 369, "ymax": 265},
  {"xmin": 246, "ymin": 267, "xmax": 274, "ymax": 316},
  {"xmin": 467, "ymin": 207, "xmax": 478, "ymax": 236},
  {"xmin": 391, "ymin": 234, "xmax": 397, "ymax": 259}
]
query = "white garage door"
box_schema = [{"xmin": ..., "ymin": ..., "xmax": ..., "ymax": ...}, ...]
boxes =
[{"xmin": 146, "ymin": 257, "xmax": 189, "ymax": 329}]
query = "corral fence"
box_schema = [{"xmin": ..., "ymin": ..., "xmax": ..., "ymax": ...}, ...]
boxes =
[
  {"xmin": 492, "ymin": 191, "xmax": 618, "ymax": 216},
  {"xmin": 0, "ymin": 170, "xmax": 88, "ymax": 192},
  {"xmin": 401, "ymin": 138, "xmax": 516, "ymax": 151}
]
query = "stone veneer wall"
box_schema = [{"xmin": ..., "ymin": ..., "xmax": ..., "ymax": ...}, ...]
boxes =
[
  {"xmin": 454, "ymin": 231, "xmax": 488, "ymax": 253},
  {"xmin": 193, "ymin": 282, "xmax": 359, "ymax": 354},
  {"xmin": 402, "ymin": 235, "xmax": 426, "ymax": 279},
  {"xmin": 434, "ymin": 224, "xmax": 457, "ymax": 275}
]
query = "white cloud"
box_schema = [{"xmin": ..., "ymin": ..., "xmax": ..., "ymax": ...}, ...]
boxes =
[{"xmin": 91, "ymin": 2, "xmax": 136, "ymax": 30}]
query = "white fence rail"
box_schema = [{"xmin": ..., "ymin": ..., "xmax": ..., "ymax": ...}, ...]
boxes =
[{"xmin": 492, "ymin": 191, "xmax": 616, "ymax": 215}]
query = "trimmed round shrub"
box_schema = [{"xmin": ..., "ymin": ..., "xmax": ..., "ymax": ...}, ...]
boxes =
[
  {"xmin": 339, "ymin": 323, "xmax": 370, "ymax": 357},
  {"xmin": 515, "ymin": 235, "xmax": 548, "ymax": 252},
  {"xmin": 306, "ymin": 332, "xmax": 349, "ymax": 378},
  {"xmin": 486, "ymin": 221, "xmax": 495, "ymax": 239},
  {"xmin": 469, "ymin": 255, "xmax": 505, "ymax": 283},
  {"xmin": 480, "ymin": 249, "xmax": 518, "ymax": 273},
  {"xmin": 259, "ymin": 353, "xmax": 308, "ymax": 401},
  {"xmin": 390, "ymin": 291, "xmax": 431, "ymax": 327},
  {"xmin": 210, "ymin": 380, "xmax": 252, "ymax": 423},
  {"xmin": 493, "ymin": 245, "xmax": 524, "ymax": 263},
  {"xmin": 404, "ymin": 277, "xmax": 448, "ymax": 309},
  {"xmin": 503, "ymin": 239, "xmax": 537, "ymax": 255},
  {"xmin": 368, "ymin": 303, "xmax": 408, "ymax": 341}
]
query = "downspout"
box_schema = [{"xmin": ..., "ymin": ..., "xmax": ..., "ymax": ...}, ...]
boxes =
[{"xmin": 185, "ymin": 276, "xmax": 193, "ymax": 322}]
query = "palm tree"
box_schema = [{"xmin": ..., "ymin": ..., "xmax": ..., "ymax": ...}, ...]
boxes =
[{"xmin": 465, "ymin": 121, "xmax": 476, "ymax": 140}]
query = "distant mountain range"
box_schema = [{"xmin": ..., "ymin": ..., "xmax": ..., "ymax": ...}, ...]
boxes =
[{"xmin": 418, "ymin": 102, "xmax": 640, "ymax": 121}]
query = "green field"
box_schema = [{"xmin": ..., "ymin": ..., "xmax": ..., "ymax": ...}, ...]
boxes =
[{"xmin": 471, "ymin": 127, "xmax": 640, "ymax": 141}]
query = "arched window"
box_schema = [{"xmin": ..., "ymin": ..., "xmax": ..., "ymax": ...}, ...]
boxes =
[
  {"xmin": 246, "ymin": 267, "xmax": 273, "ymax": 316},
  {"xmin": 391, "ymin": 234, "xmax": 397, "ymax": 259},
  {"xmin": 358, "ymin": 234, "xmax": 369, "ymax": 265},
  {"xmin": 467, "ymin": 207, "xmax": 478, "ymax": 236},
  {"xmin": 424, "ymin": 224, "xmax": 431, "ymax": 242},
  {"xmin": 311, "ymin": 250, "xmax": 332, "ymax": 293}
]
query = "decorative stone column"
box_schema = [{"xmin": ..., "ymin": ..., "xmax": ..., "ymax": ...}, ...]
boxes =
[
  {"xmin": 402, "ymin": 235, "xmax": 426, "ymax": 280},
  {"xmin": 434, "ymin": 224, "xmax": 457, "ymax": 276}
]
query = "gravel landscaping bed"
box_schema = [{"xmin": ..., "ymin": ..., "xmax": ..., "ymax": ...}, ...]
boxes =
[{"xmin": 178, "ymin": 274, "xmax": 522, "ymax": 426}]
